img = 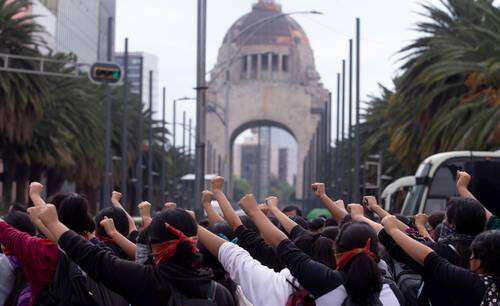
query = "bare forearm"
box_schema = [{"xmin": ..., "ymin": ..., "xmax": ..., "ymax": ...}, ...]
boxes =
[
  {"xmin": 45, "ymin": 221, "xmax": 70, "ymax": 242},
  {"xmin": 248, "ymin": 209, "xmax": 288, "ymax": 248},
  {"xmin": 355, "ymin": 216, "xmax": 383, "ymax": 234},
  {"xmin": 371, "ymin": 205, "xmax": 389, "ymax": 219},
  {"xmin": 109, "ymin": 231, "xmax": 137, "ymax": 259},
  {"xmin": 416, "ymin": 224, "xmax": 434, "ymax": 242},
  {"xmin": 197, "ymin": 225, "xmax": 226, "ymax": 257},
  {"xmin": 387, "ymin": 229, "xmax": 433, "ymax": 265},
  {"xmin": 213, "ymin": 190, "xmax": 242, "ymax": 229},
  {"xmin": 33, "ymin": 220, "xmax": 57, "ymax": 243},
  {"xmin": 269, "ymin": 207, "xmax": 298, "ymax": 234},
  {"xmin": 30, "ymin": 194, "xmax": 46, "ymax": 208},
  {"xmin": 203, "ymin": 202, "xmax": 225, "ymax": 225},
  {"xmin": 320, "ymin": 195, "xmax": 347, "ymax": 223}
]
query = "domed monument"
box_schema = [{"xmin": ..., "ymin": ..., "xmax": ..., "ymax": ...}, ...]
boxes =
[{"xmin": 206, "ymin": 0, "xmax": 330, "ymax": 199}]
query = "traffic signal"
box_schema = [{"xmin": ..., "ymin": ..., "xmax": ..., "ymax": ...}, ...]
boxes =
[{"xmin": 89, "ymin": 63, "xmax": 122, "ymax": 85}]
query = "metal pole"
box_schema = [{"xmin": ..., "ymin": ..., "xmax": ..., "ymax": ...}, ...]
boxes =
[
  {"xmin": 195, "ymin": 0, "xmax": 207, "ymax": 211},
  {"xmin": 120, "ymin": 37, "xmax": 129, "ymax": 205},
  {"xmin": 173, "ymin": 99, "xmax": 177, "ymax": 183},
  {"xmin": 182, "ymin": 111, "xmax": 187, "ymax": 153},
  {"xmin": 335, "ymin": 73, "xmax": 340, "ymax": 196},
  {"xmin": 354, "ymin": 18, "xmax": 361, "ymax": 203},
  {"xmin": 224, "ymin": 29, "xmax": 232, "ymax": 196},
  {"xmin": 147, "ymin": 70, "xmax": 154, "ymax": 202},
  {"xmin": 188, "ymin": 118, "xmax": 192, "ymax": 157},
  {"xmin": 348, "ymin": 39, "xmax": 353, "ymax": 202},
  {"xmin": 135, "ymin": 56, "xmax": 144, "ymax": 204},
  {"xmin": 341, "ymin": 60, "xmax": 346, "ymax": 198},
  {"xmin": 182, "ymin": 111, "xmax": 187, "ymax": 176},
  {"xmin": 102, "ymin": 17, "xmax": 114, "ymax": 209},
  {"xmin": 160, "ymin": 87, "xmax": 167, "ymax": 205}
]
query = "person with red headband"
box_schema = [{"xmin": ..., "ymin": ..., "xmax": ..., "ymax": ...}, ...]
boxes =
[
  {"xmin": 238, "ymin": 194, "xmax": 404, "ymax": 306},
  {"xmin": 35, "ymin": 203, "xmax": 235, "ymax": 306}
]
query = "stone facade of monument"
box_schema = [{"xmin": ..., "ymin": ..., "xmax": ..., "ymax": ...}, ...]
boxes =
[{"xmin": 206, "ymin": 0, "xmax": 330, "ymax": 198}]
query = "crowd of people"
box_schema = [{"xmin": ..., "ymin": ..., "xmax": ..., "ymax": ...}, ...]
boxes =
[{"xmin": 0, "ymin": 171, "xmax": 499, "ymax": 306}]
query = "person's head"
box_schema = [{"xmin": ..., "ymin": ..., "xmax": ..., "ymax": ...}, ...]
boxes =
[
  {"xmin": 95, "ymin": 207, "xmax": 130, "ymax": 238},
  {"xmin": 47, "ymin": 192, "xmax": 72, "ymax": 211},
  {"xmin": 149, "ymin": 208, "xmax": 201, "ymax": 269},
  {"xmin": 325, "ymin": 217, "xmax": 338, "ymax": 227},
  {"xmin": 428, "ymin": 212, "xmax": 445, "ymax": 240},
  {"xmin": 8, "ymin": 203, "xmax": 27, "ymax": 213},
  {"xmin": 3, "ymin": 211, "xmax": 36, "ymax": 236},
  {"xmin": 308, "ymin": 218, "xmax": 326, "ymax": 233},
  {"xmin": 57, "ymin": 193, "xmax": 95, "ymax": 235},
  {"xmin": 335, "ymin": 221, "xmax": 382, "ymax": 304},
  {"xmin": 322, "ymin": 226, "xmax": 339, "ymax": 241},
  {"xmin": 294, "ymin": 232, "xmax": 335, "ymax": 269},
  {"xmin": 446, "ymin": 197, "xmax": 486, "ymax": 236},
  {"xmin": 282, "ymin": 205, "xmax": 302, "ymax": 217},
  {"xmin": 470, "ymin": 230, "xmax": 500, "ymax": 284},
  {"xmin": 290, "ymin": 216, "xmax": 309, "ymax": 230}
]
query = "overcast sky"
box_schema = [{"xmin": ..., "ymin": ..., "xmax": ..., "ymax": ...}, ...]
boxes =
[{"xmin": 115, "ymin": 0, "xmax": 427, "ymax": 144}]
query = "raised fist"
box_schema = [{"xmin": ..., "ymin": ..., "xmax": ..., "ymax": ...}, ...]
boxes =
[
  {"xmin": 348, "ymin": 203, "xmax": 364, "ymax": 220},
  {"xmin": 38, "ymin": 204, "xmax": 59, "ymax": 226},
  {"xmin": 211, "ymin": 176, "xmax": 225, "ymax": 191},
  {"xmin": 239, "ymin": 194, "xmax": 259, "ymax": 215},
  {"xmin": 456, "ymin": 171, "xmax": 471, "ymax": 190},
  {"xmin": 29, "ymin": 182, "xmax": 44, "ymax": 196},
  {"xmin": 164, "ymin": 202, "xmax": 177, "ymax": 210},
  {"xmin": 265, "ymin": 196, "xmax": 279, "ymax": 210},
  {"xmin": 381, "ymin": 215, "xmax": 399, "ymax": 234},
  {"xmin": 201, "ymin": 191, "xmax": 214, "ymax": 205},
  {"xmin": 100, "ymin": 217, "xmax": 117, "ymax": 236},
  {"xmin": 311, "ymin": 183, "xmax": 325, "ymax": 198},
  {"xmin": 363, "ymin": 196, "xmax": 379, "ymax": 211}
]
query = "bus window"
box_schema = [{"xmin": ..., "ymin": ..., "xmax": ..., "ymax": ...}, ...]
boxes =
[
  {"xmin": 467, "ymin": 158, "xmax": 500, "ymax": 216},
  {"xmin": 425, "ymin": 159, "xmax": 467, "ymax": 213}
]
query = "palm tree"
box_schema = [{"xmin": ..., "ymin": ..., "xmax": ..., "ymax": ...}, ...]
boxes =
[{"xmin": 363, "ymin": 0, "xmax": 500, "ymax": 173}]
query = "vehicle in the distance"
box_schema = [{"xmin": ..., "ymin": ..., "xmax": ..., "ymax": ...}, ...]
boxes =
[
  {"xmin": 401, "ymin": 150, "xmax": 500, "ymax": 216},
  {"xmin": 381, "ymin": 176, "xmax": 415, "ymax": 213}
]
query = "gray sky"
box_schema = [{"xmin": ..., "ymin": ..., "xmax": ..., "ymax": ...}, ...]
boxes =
[{"xmin": 116, "ymin": 0, "xmax": 426, "ymax": 144}]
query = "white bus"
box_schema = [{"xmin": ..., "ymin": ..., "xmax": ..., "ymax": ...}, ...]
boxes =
[
  {"xmin": 381, "ymin": 176, "xmax": 415, "ymax": 213},
  {"xmin": 401, "ymin": 150, "xmax": 500, "ymax": 216}
]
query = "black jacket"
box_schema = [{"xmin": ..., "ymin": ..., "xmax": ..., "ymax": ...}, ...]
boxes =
[{"xmin": 58, "ymin": 230, "xmax": 235, "ymax": 306}]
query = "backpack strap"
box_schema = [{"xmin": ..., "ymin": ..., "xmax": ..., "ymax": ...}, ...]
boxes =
[
  {"xmin": 207, "ymin": 281, "xmax": 217, "ymax": 302},
  {"xmin": 382, "ymin": 277, "xmax": 406, "ymax": 306}
]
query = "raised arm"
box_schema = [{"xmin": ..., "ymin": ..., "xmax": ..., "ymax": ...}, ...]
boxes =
[
  {"xmin": 138, "ymin": 201, "xmax": 152, "ymax": 230},
  {"xmin": 348, "ymin": 203, "xmax": 383, "ymax": 234},
  {"xmin": 266, "ymin": 196, "xmax": 300, "ymax": 235},
  {"xmin": 111, "ymin": 191, "xmax": 138, "ymax": 234},
  {"xmin": 312, "ymin": 183, "xmax": 347, "ymax": 224},
  {"xmin": 100, "ymin": 217, "xmax": 137, "ymax": 259},
  {"xmin": 29, "ymin": 182, "xmax": 46, "ymax": 208},
  {"xmin": 27, "ymin": 206, "xmax": 57, "ymax": 242},
  {"xmin": 414, "ymin": 213, "xmax": 434, "ymax": 242},
  {"xmin": 381, "ymin": 215, "xmax": 433, "ymax": 265},
  {"xmin": 364, "ymin": 196, "xmax": 409, "ymax": 232},
  {"xmin": 38, "ymin": 205, "xmax": 152, "ymax": 301},
  {"xmin": 197, "ymin": 225, "xmax": 227, "ymax": 257},
  {"xmin": 456, "ymin": 171, "xmax": 493, "ymax": 221},
  {"xmin": 211, "ymin": 176, "xmax": 242, "ymax": 229},
  {"xmin": 201, "ymin": 191, "xmax": 225, "ymax": 225},
  {"xmin": 239, "ymin": 194, "xmax": 288, "ymax": 248}
]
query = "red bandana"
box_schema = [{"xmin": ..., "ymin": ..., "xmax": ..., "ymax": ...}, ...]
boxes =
[
  {"xmin": 335, "ymin": 238, "xmax": 378, "ymax": 270},
  {"xmin": 151, "ymin": 225, "xmax": 198, "ymax": 266}
]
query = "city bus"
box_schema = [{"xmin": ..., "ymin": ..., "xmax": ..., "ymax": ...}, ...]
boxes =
[
  {"xmin": 401, "ymin": 150, "xmax": 500, "ymax": 216},
  {"xmin": 381, "ymin": 176, "xmax": 415, "ymax": 213}
]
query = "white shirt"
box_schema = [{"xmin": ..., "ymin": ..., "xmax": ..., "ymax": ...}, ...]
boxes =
[{"xmin": 218, "ymin": 242, "xmax": 298, "ymax": 306}]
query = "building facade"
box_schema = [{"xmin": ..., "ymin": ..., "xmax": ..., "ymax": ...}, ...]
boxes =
[
  {"xmin": 206, "ymin": 0, "xmax": 330, "ymax": 199},
  {"xmin": 115, "ymin": 52, "xmax": 160, "ymax": 116}
]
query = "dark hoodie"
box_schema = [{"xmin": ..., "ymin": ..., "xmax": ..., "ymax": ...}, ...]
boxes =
[{"xmin": 58, "ymin": 230, "xmax": 235, "ymax": 306}]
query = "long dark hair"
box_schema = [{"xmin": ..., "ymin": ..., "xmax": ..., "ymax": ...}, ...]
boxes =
[
  {"xmin": 149, "ymin": 208, "xmax": 202, "ymax": 269},
  {"xmin": 58, "ymin": 193, "xmax": 95, "ymax": 235},
  {"xmin": 335, "ymin": 222, "xmax": 382, "ymax": 305},
  {"xmin": 294, "ymin": 232, "xmax": 335, "ymax": 269}
]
